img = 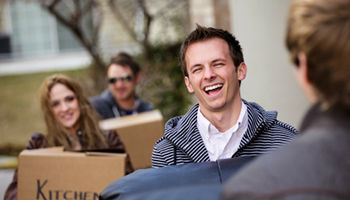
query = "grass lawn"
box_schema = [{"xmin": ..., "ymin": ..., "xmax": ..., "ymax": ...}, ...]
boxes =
[{"xmin": 0, "ymin": 68, "xmax": 94, "ymax": 155}]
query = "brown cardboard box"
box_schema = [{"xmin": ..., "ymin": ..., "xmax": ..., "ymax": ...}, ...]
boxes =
[
  {"xmin": 99, "ymin": 110, "xmax": 164, "ymax": 169},
  {"xmin": 18, "ymin": 147, "xmax": 126, "ymax": 200}
]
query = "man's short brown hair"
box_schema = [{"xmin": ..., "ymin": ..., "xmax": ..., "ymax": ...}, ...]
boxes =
[
  {"xmin": 109, "ymin": 52, "xmax": 140, "ymax": 76},
  {"xmin": 286, "ymin": 0, "xmax": 350, "ymax": 108},
  {"xmin": 179, "ymin": 25, "xmax": 244, "ymax": 77}
]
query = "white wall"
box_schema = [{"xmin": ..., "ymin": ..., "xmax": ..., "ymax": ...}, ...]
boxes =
[{"xmin": 229, "ymin": 0, "xmax": 310, "ymax": 128}]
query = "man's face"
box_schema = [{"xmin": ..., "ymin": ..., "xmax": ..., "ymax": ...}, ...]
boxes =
[
  {"xmin": 184, "ymin": 38, "xmax": 246, "ymax": 114},
  {"xmin": 107, "ymin": 64, "xmax": 138, "ymax": 103}
]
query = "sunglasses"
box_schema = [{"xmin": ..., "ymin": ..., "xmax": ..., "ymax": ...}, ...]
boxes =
[{"xmin": 108, "ymin": 75, "xmax": 133, "ymax": 84}]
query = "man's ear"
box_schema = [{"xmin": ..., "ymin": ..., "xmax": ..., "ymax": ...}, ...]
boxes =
[
  {"xmin": 184, "ymin": 76, "xmax": 194, "ymax": 93},
  {"xmin": 237, "ymin": 62, "xmax": 247, "ymax": 81},
  {"xmin": 135, "ymin": 73, "xmax": 141, "ymax": 84},
  {"xmin": 295, "ymin": 52, "xmax": 309, "ymax": 84},
  {"xmin": 295, "ymin": 52, "xmax": 318, "ymax": 103}
]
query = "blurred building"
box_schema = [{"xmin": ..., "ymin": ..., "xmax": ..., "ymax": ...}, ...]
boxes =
[
  {"xmin": 0, "ymin": 0, "xmax": 91, "ymax": 74},
  {"xmin": 0, "ymin": 0, "xmax": 308, "ymax": 127},
  {"xmin": 189, "ymin": 0, "xmax": 231, "ymax": 31},
  {"xmin": 0, "ymin": 0, "xmax": 189, "ymax": 74},
  {"xmin": 0, "ymin": 1, "xmax": 83, "ymax": 59}
]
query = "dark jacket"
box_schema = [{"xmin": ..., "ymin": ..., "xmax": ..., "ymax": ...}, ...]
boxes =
[
  {"xmin": 222, "ymin": 103, "xmax": 350, "ymax": 200},
  {"xmin": 91, "ymin": 89, "xmax": 153, "ymax": 119},
  {"xmin": 100, "ymin": 156, "xmax": 255, "ymax": 200},
  {"xmin": 152, "ymin": 100, "xmax": 297, "ymax": 168}
]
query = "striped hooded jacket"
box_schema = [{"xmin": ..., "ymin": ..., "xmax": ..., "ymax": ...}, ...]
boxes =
[{"xmin": 152, "ymin": 100, "xmax": 297, "ymax": 168}]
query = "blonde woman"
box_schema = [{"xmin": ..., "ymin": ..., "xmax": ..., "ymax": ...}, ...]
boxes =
[
  {"xmin": 5, "ymin": 74, "xmax": 132, "ymax": 200},
  {"xmin": 37, "ymin": 74, "xmax": 108, "ymax": 150}
]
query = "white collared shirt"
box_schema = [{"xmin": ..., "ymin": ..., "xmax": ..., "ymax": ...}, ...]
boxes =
[{"xmin": 197, "ymin": 102, "xmax": 248, "ymax": 161}]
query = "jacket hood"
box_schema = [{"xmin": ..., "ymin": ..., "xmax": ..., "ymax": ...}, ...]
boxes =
[
  {"xmin": 239, "ymin": 99, "xmax": 278, "ymax": 149},
  {"xmin": 163, "ymin": 100, "xmax": 279, "ymax": 162}
]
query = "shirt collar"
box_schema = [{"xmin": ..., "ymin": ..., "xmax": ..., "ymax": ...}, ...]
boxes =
[{"xmin": 197, "ymin": 101, "xmax": 247, "ymax": 137}]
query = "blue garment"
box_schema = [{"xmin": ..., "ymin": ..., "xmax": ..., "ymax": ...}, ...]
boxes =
[
  {"xmin": 152, "ymin": 99, "xmax": 297, "ymax": 168},
  {"xmin": 91, "ymin": 89, "xmax": 154, "ymax": 119},
  {"xmin": 222, "ymin": 104, "xmax": 350, "ymax": 200},
  {"xmin": 100, "ymin": 156, "xmax": 255, "ymax": 200}
]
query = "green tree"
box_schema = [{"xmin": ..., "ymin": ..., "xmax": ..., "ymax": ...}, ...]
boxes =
[{"xmin": 39, "ymin": 0, "xmax": 192, "ymax": 118}]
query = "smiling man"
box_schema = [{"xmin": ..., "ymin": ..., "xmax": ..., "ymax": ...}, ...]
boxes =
[
  {"xmin": 152, "ymin": 25, "xmax": 297, "ymax": 168},
  {"xmin": 91, "ymin": 52, "xmax": 153, "ymax": 119}
]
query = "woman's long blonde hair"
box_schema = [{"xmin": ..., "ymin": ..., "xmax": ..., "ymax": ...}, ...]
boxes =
[{"xmin": 40, "ymin": 74, "xmax": 107, "ymax": 150}]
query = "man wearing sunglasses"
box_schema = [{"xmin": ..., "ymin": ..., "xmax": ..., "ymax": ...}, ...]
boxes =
[{"xmin": 91, "ymin": 52, "xmax": 153, "ymax": 119}]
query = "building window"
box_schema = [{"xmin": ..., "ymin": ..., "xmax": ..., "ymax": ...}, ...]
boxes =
[{"xmin": 8, "ymin": 1, "xmax": 82, "ymax": 58}]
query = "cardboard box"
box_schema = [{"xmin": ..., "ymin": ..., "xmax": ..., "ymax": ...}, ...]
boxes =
[
  {"xmin": 99, "ymin": 110, "xmax": 164, "ymax": 169},
  {"xmin": 18, "ymin": 147, "xmax": 126, "ymax": 200}
]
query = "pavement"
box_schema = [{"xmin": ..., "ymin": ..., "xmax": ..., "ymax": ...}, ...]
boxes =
[
  {"xmin": 0, "ymin": 156, "xmax": 17, "ymax": 199},
  {"xmin": 0, "ymin": 169, "xmax": 15, "ymax": 199}
]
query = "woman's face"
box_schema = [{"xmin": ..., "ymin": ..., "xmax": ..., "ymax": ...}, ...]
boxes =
[{"xmin": 49, "ymin": 83, "xmax": 81, "ymax": 133}]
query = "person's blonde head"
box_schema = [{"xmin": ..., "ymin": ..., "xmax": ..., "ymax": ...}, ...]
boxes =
[
  {"xmin": 286, "ymin": 0, "xmax": 350, "ymax": 109},
  {"xmin": 40, "ymin": 74, "xmax": 107, "ymax": 150}
]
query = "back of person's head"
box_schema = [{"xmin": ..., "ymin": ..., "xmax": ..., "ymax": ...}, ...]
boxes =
[
  {"xmin": 286, "ymin": 0, "xmax": 350, "ymax": 109},
  {"xmin": 179, "ymin": 24, "xmax": 244, "ymax": 77},
  {"xmin": 109, "ymin": 52, "xmax": 141, "ymax": 76},
  {"xmin": 40, "ymin": 74, "xmax": 106, "ymax": 149}
]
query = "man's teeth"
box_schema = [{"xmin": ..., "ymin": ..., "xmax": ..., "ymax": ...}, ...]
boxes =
[{"xmin": 205, "ymin": 84, "xmax": 222, "ymax": 92}]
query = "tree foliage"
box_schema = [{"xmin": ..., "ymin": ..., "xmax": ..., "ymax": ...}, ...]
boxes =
[
  {"xmin": 39, "ymin": 0, "xmax": 107, "ymax": 90},
  {"xmin": 137, "ymin": 43, "xmax": 192, "ymax": 122},
  {"xmin": 38, "ymin": 0, "xmax": 192, "ymax": 118},
  {"xmin": 108, "ymin": 0, "xmax": 191, "ymax": 119}
]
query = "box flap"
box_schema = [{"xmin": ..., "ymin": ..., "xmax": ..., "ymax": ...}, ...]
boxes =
[
  {"xmin": 99, "ymin": 110, "xmax": 163, "ymax": 130},
  {"xmin": 99, "ymin": 110, "xmax": 164, "ymax": 169},
  {"xmin": 20, "ymin": 147, "xmax": 84, "ymax": 157}
]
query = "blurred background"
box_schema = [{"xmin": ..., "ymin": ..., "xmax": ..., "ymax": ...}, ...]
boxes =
[{"xmin": 0, "ymin": 0, "xmax": 309, "ymax": 197}]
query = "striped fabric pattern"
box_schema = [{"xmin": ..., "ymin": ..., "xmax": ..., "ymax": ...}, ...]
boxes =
[{"xmin": 152, "ymin": 100, "xmax": 297, "ymax": 168}]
